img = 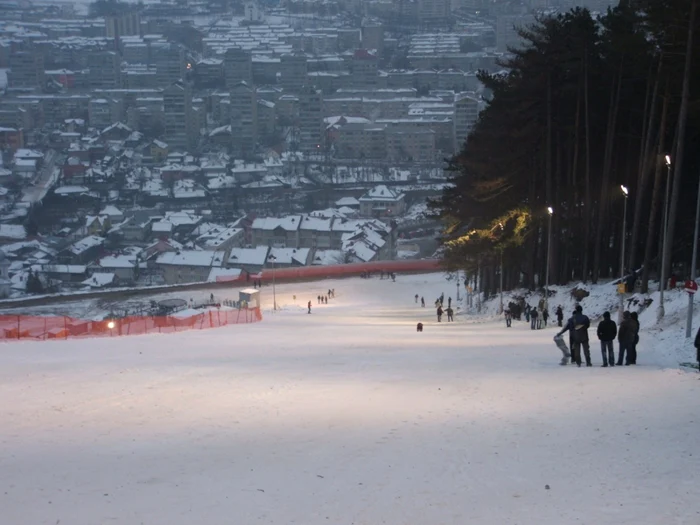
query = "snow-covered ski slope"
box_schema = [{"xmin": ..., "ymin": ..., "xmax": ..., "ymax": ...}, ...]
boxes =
[{"xmin": 2, "ymin": 272, "xmax": 699, "ymax": 525}]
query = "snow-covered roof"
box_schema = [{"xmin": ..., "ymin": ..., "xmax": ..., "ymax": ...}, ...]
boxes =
[
  {"xmin": 156, "ymin": 251, "xmax": 225, "ymax": 267},
  {"xmin": 68, "ymin": 235, "xmax": 104, "ymax": 255},
  {"xmin": 359, "ymin": 185, "xmax": 405, "ymax": 202},
  {"xmin": 41, "ymin": 264, "xmax": 87, "ymax": 274},
  {"xmin": 228, "ymin": 246, "xmax": 269, "ymax": 267},
  {"xmin": 299, "ymin": 214, "xmax": 333, "ymax": 232},
  {"xmin": 251, "ymin": 215, "xmax": 302, "ymax": 232},
  {"xmin": 268, "ymin": 247, "xmax": 310, "ymax": 266},
  {"xmin": 311, "ymin": 249, "xmax": 345, "ymax": 266},
  {"xmin": 0, "ymin": 224, "xmax": 27, "ymax": 240},
  {"xmin": 335, "ymin": 196, "xmax": 360, "ymax": 207},
  {"xmin": 207, "ymin": 267, "xmax": 242, "ymax": 282},
  {"xmin": 82, "ymin": 272, "xmax": 116, "ymax": 288},
  {"xmin": 100, "ymin": 205, "xmax": 123, "ymax": 217},
  {"xmin": 55, "ymin": 185, "xmax": 90, "ymax": 195},
  {"xmin": 152, "ymin": 221, "xmax": 173, "ymax": 233},
  {"xmin": 97, "ymin": 254, "xmax": 144, "ymax": 269}
]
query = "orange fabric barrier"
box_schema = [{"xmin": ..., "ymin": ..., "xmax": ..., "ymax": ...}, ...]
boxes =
[
  {"xmin": 260, "ymin": 259, "xmax": 441, "ymax": 282},
  {"xmin": 0, "ymin": 307, "xmax": 262, "ymax": 342}
]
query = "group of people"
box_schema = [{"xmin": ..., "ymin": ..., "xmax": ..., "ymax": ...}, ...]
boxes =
[
  {"xmin": 316, "ymin": 289, "xmax": 335, "ymax": 305},
  {"xmin": 505, "ymin": 300, "xmax": 560, "ymax": 329},
  {"xmin": 555, "ymin": 305, "xmax": 640, "ymax": 367},
  {"xmin": 414, "ymin": 293, "xmax": 455, "ymax": 323}
]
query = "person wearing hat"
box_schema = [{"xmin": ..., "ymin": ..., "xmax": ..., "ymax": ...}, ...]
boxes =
[{"xmin": 596, "ymin": 311, "xmax": 617, "ymax": 367}]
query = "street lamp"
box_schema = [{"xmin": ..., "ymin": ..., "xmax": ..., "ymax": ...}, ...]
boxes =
[
  {"xmin": 545, "ymin": 207, "xmax": 553, "ymax": 310},
  {"xmin": 658, "ymin": 155, "xmax": 672, "ymax": 320},
  {"xmin": 268, "ymin": 254, "xmax": 277, "ymax": 311},
  {"xmin": 619, "ymin": 185, "xmax": 629, "ymax": 322},
  {"xmin": 686, "ymin": 161, "xmax": 700, "ymax": 337},
  {"xmin": 498, "ymin": 222, "xmax": 504, "ymax": 315}
]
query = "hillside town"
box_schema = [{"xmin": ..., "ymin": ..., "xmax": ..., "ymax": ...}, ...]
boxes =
[{"xmin": 0, "ymin": 0, "xmax": 616, "ymax": 297}]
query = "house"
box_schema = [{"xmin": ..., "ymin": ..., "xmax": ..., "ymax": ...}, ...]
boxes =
[
  {"xmin": 227, "ymin": 246, "xmax": 269, "ymax": 274},
  {"xmin": 358, "ymin": 185, "xmax": 406, "ymax": 218},
  {"xmin": 195, "ymin": 225, "xmax": 244, "ymax": 251},
  {"xmin": 155, "ymin": 250, "xmax": 226, "ymax": 284},
  {"xmin": 151, "ymin": 139, "xmax": 169, "ymax": 163},
  {"xmin": 58, "ymin": 235, "xmax": 105, "ymax": 264},
  {"xmin": 40, "ymin": 264, "xmax": 88, "ymax": 284},
  {"xmin": 267, "ymin": 247, "xmax": 311, "ymax": 268},
  {"xmin": 299, "ymin": 214, "xmax": 333, "ymax": 249},
  {"xmin": 250, "ymin": 215, "xmax": 302, "ymax": 247},
  {"xmin": 335, "ymin": 196, "xmax": 360, "ymax": 209},
  {"xmin": 99, "ymin": 205, "xmax": 124, "ymax": 222},
  {"xmin": 85, "ymin": 215, "xmax": 110, "ymax": 235},
  {"xmin": 81, "ymin": 272, "xmax": 117, "ymax": 289},
  {"xmin": 0, "ymin": 251, "xmax": 11, "ymax": 298},
  {"xmin": 92, "ymin": 249, "xmax": 147, "ymax": 282},
  {"xmin": 0, "ymin": 225, "xmax": 27, "ymax": 243},
  {"xmin": 121, "ymin": 212, "xmax": 156, "ymax": 241}
]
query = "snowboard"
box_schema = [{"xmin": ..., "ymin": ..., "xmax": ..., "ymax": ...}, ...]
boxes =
[{"xmin": 553, "ymin": 335, "xmax": 571, "ymax": 365}]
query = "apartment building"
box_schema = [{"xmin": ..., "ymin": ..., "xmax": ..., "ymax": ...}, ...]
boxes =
[{"xmin": 163, "ymin": 81, "xmax": 197, "ymax": 152}]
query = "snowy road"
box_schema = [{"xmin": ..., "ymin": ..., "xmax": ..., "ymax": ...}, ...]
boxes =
[{"xmin": 1, "ymin": 273, "xmax": 699, "ymax": 524}]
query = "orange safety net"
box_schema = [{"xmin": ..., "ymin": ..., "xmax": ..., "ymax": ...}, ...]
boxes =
[
  {"xmin": 0, "ymin": 307, "xmax": 263, "ymax": 342},
  {"xmin": 259, "ymin": 259, "xmax": 442, "ymax": 282}
]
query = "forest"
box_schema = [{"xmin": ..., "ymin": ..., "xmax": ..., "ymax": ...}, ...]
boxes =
[{"xmin": 432, "ymin": 0, "xmax": 700, "ymax": 297}]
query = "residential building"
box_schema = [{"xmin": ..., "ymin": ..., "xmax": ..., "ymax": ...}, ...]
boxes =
[
  {"xmin": 224, "ymin": 47, "xmax": 253, "ymax": 89},
  {"xmin": 105, "ymin": 11, "xmax": 141, "ymax": 39},
  {"xmin": 230, "ymin": 82, "xmax": 257, "ymax": 157},
  {"xmin": 251, "ymin": 216, "xmax": 302, "ymax": 247},
  {"xmin": 351, "ymin": 49, "xmax": 378, "ymax": 87},
  {"xmin": 358, "ymin": 185, "xmax": 406, "ymax": 218},
  {"xmin": 8, "ymin": 51, "xmax": 45, "ymax": 90},
  {"xmin": 361, "ymin": 20, "xmax": 384, "ymax": 55},
  {"xmin": 267, "ymin": 247, "xmax": 311, "ymax": 268},
  {"xmin": 298, "ymin": 86, "xmax": 323, "ymax": 151},
  {"xmin": 454, "ymin": 93, "xmax": 479, "ymax": 149},
  {"xmin": 163, "ymin": 81, "xmax": 197, "ymax": 152},
  {"xmin": 88, "ymin": 51, "xmax": 121, "ymax": 89},
  {"xmin": 153, "ymin": 43, "xmax": 186, "ymax": 86},
  {"xmin": 155, "ymin": 250, "xmax": 225, "ymax": 284},
  {"xmin": 227, "ymin": 246, "xmax": 269, "ymax": 273},
  {"xmin": 280, "ymin": 53, "xmax": 308, "ymax": 92}
]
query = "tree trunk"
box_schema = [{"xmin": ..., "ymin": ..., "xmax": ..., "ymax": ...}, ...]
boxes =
[
  {"xmin": 592, "ymin": 63, "xmax": 623, "ymax": 283},
  {"xmin": 582, "ymin": 52, "xmax": 592, "ymax": 283},
  {"xmin": 629, "ymin": 56, "xmax": 662, "ymax": 271},
  {"xmin": 641, "ymin": 79, "xmax": 671, "ymax": 293},
  {"xmin": 661, "ymin": 0, "xmax": 696, "ymax": 288}
]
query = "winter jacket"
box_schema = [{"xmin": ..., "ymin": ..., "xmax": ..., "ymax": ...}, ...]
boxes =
[
  {"xmin": 618, "ymin": 318, "xmax": 638, "ymax": 345},
  {"xmin": 531, "ymin": 309, "xmax": 539, "ymax": 319},
  {"xmin": 597, "ymin": 319, "xmax": 617, "ymax": 342},
  {"xmin": 695, "ymin": 327, "xmax": 700, "ymax": 349},
  {"xmin": 556, "ymin": 307, "xmax": 563, "ymax": 320},
  {"xmin": 560, "ymin": 312, "xmax": 590, "ymax": 343}
]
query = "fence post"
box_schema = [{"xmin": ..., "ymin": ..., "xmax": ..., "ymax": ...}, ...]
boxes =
[
  {"xmin": 43, "ymin": 317, "xmax": 47, "ymax": 340},
  {"xmin": 16, "ymin": 315, "xmax": 20, "ymax": 340},
  {"xmin": 64, "ymin": 316, "xmax": 68, "ymax": 339}
]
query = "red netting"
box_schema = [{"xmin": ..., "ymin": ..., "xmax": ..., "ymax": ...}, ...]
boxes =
[{"xmin": 0, "ymin": 307, "xmax": 263, "ymax": 342}]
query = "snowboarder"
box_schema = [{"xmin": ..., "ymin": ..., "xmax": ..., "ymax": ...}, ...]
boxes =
[
  {"xmin": 308, "ymin": 301, "xmax": 312, "ymax": 314},
  {"xmin": 557, "ymin": 305, "xmax": 591, "ymax": 367},
  {"xmin": 617, "ymin": 311, "xmax": 637, "ymax": 366},
  {"xmin": 505, "ymin": 308, "xmax": 512, "ymax": 328},
  {"xmin": 542, "ymin": 308, "xmax": 549, "ymax": 327},
  {"xmin": 437, "ymin": 305, "xmax": 443, "ymax": 322},
  {"xmin": 446, "ymin": 307, "xmax": 454, "ymax": 322},
  {"xmin": 596, "ymin": 311, "xmax": 617, "ymax": 367},
  {"xmin": 415, "ymin": 294, "xmax": 419, "ymax": 303},
  {"xmin": 555, "ymin": 306, "xmax": 563, "ymax": 327},
  {"xmin": 421, "ymin": 297, "xmax": 425, "ymax": 307},
  {"xmin": 553, "ymin": 334, "xmax": 571, "ymax": 365}
]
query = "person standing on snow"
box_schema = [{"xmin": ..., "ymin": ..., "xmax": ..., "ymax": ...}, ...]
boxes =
[
  {"xmin": 629, "ymin": 312, "xmax": 640, "ymax": 364},
  {"xmin": 415, "ymin": 294, "xmax": 419, "ymax": 303},
  {"xmin": 505, "ymin": 308, "xmax": 512, "ymax": 328},
  {"xmin": 446, "ymin": 307, "xmax": 454, "ymax": 322},
  {"xmin": 596, "ymin": 311, "xmax": 617, "ymax": 367},
  {"xmin": 421, "ymin": 296, "xmax": 425, "ymax": 307},
  {"xmin": 542, "ymin": 308, "xmax": 549, "ymax": 327},
  {"xmin": 556, "ymin": 306, "xmax": 564, "ymax": 327},
  {"xmin": 557, "ymin": 305, "xmax": 591, "ymax": 367},
  {"xmin": 308, "ymin": 301, "xmax": 312, "ymax": 314},
  {"xmin": 617, "ymin": 311, "xmax": 637, "ymax": 366},
  {"xmin": 437, "ymin": 305, "xmax": 443, "ymax": 322},
  {"xmin": 530, "ymin": 307, "xmax": 538, "ymax": 330}
]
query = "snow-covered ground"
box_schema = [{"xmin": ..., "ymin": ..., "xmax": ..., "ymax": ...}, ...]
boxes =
[{"xmin": 1, "ymin": 273, "xmax": 699, "ymax": 525}]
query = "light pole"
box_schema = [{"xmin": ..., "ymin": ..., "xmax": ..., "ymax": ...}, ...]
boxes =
[
  {"xmin": 498, "ymin": 222, "xmax": 504, "ymax": 315},
  {"xmin": 686, "ymin": 165, "xmax": 700, "ymax": 337},
  {"xmin": 456, "ymin": 270, "xmax": 461, "ymax": 302},
  {"xmin": 619, "ymin": 185, "xmax": 629, "ymax": 322},
  {"xmin": 658, "ymin": 155, "xmax": 672, "ymax": 321},
  {"xmin": 545, "ymin": 207, "xmax": 553, "ymax": 310},
  {"xmin": 269, "ymin": 254, "xmax": 277, "ymax": 311}
]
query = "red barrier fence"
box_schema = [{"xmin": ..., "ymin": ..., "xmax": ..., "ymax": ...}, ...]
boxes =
[
  {"xmin": 258, "ymin": 259, "xmax": 441, "ymax": 282},
  {"xmin": 0, "ymin": 307, "xmax": 262, "ymax": 342}
]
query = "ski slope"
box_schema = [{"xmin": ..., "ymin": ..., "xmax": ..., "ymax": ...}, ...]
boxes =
[{"xmin": 1, "ymin": 273, "xmax": 699, "ymax": 525}]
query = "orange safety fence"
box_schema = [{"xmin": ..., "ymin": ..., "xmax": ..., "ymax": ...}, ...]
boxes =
[
  {"xmin": 0, "ymin": 307, "xmax": 263, "ymax": 342},
  {"xmin": 257, "ymin": 259, "xmax": 442, "ymax": 282}
]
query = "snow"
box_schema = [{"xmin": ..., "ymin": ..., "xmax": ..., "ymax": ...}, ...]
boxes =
[
  {"xmin": 207, "ymin": 267, "xmax": 242, "ymax": 282},
  {"xmin": 156, "ymin": 251, "xmax": 225, "ymax": 268},
  {"xmin": 68, "ymin": 235, "xmax": 104, "ymax": 255},
  {"xmin": 1, "ymin": 272, "xmax": 699, "ymax": 524},
  {"xmin": 228, "ymin": 246, "xmax": 269, "ymax": 267},
  {"xmin": 0, "ymin": 224, "xmax": 27, "ymax": 240},
  {"xmin": 251, "ymin": 216, "xmax": 302, "ymax": 232},
  {"xmin": 268, "ymin": 246, "xmax": 310, "ymax": 266},
  {"xmin": 81, "ymin": 272, "xmax": 116, "ymax": 288}
]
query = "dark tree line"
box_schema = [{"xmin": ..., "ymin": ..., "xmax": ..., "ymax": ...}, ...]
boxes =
[{"xmin": 431, "ymin": 0, "xmax": 700, "ymax": 297}]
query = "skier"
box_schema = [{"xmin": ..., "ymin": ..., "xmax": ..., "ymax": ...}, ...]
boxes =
[
  {"xmin": 421, "ymin": 297, "xmax": 425, "ymax": 307},
  {"xmin": 542, "ymin": 308, "xmax": 549, "ymax": 327},
  {"xmin": 437, "ymin": 305, "xmax": 443, "ymax": 322},
  {"xmin": 415, "ymin": 294, "xmax": 419, "ymax": 303},
  {"xmin": 596, "ymin": 311, "xmax": 617, "ymax": 367},
  {"xmin": 446, "ymin": 307, "xmax": 454, "ymax": 322},
  {"xmin": 555, "ymin": 306, "xmax": 564, "ymax": 327},
  {"xmin": 505, "ymin": 308, "xmax": 512, "ymax": 328},
  {"xmin": 308, "ymin": 301, "xmax": 312, "ymax": 314},
  {"xmin": 617, "ymin": 311, "xmax": 637, "ymax": 366}
]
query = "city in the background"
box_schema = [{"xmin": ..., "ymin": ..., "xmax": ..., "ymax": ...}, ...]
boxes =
[{"xmin": 0, "ymin": 0, "xmax": 615, "ymax": 297}]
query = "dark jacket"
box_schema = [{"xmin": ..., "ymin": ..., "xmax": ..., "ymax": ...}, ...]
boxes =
[
  {"xmin": 597, "ymin": 319, "xmax": 617, "ymax": 342},
  {"xmin": 560, "ymin": 312, "xmax": 590, "ymax": 343},
  {"xmin": 695, "ymin": 327, "xmax": 700, "ymax": 349},
  {"xmin": 556, "ymin": 307, "xmax": 563, "ymax": 320},
  {"xmin": 618, "ymin": 318, "xmax": 638, "ymax": 345}
]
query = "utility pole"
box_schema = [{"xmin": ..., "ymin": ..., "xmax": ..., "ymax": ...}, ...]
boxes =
[
  {"xmin": 545, "ymin": 207, "xmax": 553, "ymax": 311},
  {"xmin": 619, "ymin": 185, "xmax": 629, "ymax": 323},
  {"xmin": 686, "ymin": 168, "xmax": 700, "ymax": 337},
  {"xmin": 658, "ymin": 156, "xmax": 672, "ymax": 320}
]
